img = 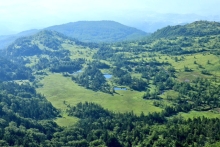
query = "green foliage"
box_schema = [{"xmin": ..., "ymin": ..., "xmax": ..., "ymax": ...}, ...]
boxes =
[
  {"xmin": 61, "ymin": 102, "xmax": 220, "ymax": 146},
  {"xmin": 0, "ymin": 81, "xmax": 61, "ymax": 146},
  {"xmin": 73, "ymin": 64, "xmax": 111, "ymax": 93},
  {"xmin": 0, "ymin": 81, "xmax": 59, "ymax": 119},
  {"xmin": 46, "ymin": 20, "xmax": 148, "ymax": 42},
  {"xmin": 201, "ymin": 69, "xmax": 212, "ymax": 75},
  {"xmin": 67, "ymin": 102, "xmax": 112, "ymax": 119},
  {"xmin": 150, "ymin": 21, "xmax": 220, "ymax": 39},
  {"xmin": 112, "ymin": 66, "xmax": 148, "ymax": 91},
  {"xmin": 0, "ymin": 57, "xmax": 34, "ymax": 81},
  {"xmin": 50, "ymin": 58, "xmax": 85, "ymax": 73},
  {"xmin": 2, "ymin": 20, "xmax": 220, "ymax": 146}
]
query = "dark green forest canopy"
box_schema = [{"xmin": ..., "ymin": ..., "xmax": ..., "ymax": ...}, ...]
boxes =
[
  {"xmin": 0, "ymin": 56, "xmax": 34, "ymax": 81},
  {"xmin": 61, "ymin": 102, "xmax": 220, "ymax": 146},
  {"xmin": 0, "ymin": 81, "xmax": 59, "ymax": 119},
  {"xmin": 0, "ymin": 81, "xmax": 61, "ymax": 146}
]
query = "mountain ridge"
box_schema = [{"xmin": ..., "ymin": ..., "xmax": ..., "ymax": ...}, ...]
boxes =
[
  {"xmin": 149, "ymin": 20, "xmax": 220, "ymax": 39},
  {"xmin": 45, "ymin": 20, "xmax": 148, "ymax": 42},
  {"xmin": 0, "ymin": 20, "xmax": 148, "ymax": 49}
]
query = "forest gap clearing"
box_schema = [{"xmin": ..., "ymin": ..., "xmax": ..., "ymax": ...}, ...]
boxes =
[{"xmin": 37, "ymin": 73, "xmax": 162, "ymax": 126}]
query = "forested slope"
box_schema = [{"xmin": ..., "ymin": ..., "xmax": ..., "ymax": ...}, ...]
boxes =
[
  {"xmin": 0, "ymin": 57, "xmax": 34, "ymax": 81},
  {"xmin": 150, "ymin": 21, "xmax": 220, "ymax": 39},
  {"xmin": 0, "ymin": 81, "xmax": 61, "ymax": 146},
  {"xmin": 0, "ymin": 20, "xmax": 148, "ymax": 50}
]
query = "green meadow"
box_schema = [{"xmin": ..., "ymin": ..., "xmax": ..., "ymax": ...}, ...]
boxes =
[
  {"xmin": 178, "ymin": 110, "xmax": 220, "ymax": 119},
  {"xmin": 36, "ymin": 51, "xmax": 220, "ymax": 126},
  {"xmin": 37, "ymin": 73, "xmax": 161, "ymax": 126},
  {"xmin": 155, "ymin": 53, "xmax": 220, "ymax": 81},
  {"xmin": 31, "ymin": 25, "xmax": 220, "ymax": 127},
  {"xmin": 62, "ymin": 43, "xmax": 97, "ymax": 61}
]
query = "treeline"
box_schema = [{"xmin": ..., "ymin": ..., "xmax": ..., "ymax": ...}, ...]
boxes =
[
  {"xmin": 0, "ymin": 81, "xmax": 61, "ymax": 146},
  {"xmin": 144, "ymin": 77, "xmax": 220, "ymax": 112},
  {"xmin": 0, "ymin": 57, "xmax": 34, "ymax": 81},
  {"xmin": 0, "ymin": 81, "xmax": 59, "ymax": 119},
  {"xmin": 2, "ymin": 99, "xmax": 220, "ymax": 146},
  {"xmin": 148, "ymin": 36, "xmax": 214, "ymax": 55},
  {"xmin": 34, "ymin": 56, "xmax": 85, "ymax": 73},
  {"xmin": 72, "ymin": 64, "xmax": 111, "ymax": 93},
  {"xmin": 0, "ymin": 115, "xmax": 61, "ymax": 146},
  {"xmin": 112, "ymin": 66, "xmax": 148, "ymax": 91},
  {"xmin": 60, "ymin": 102, "xmax": 220, "ymax": 146},
  {"xmin": 50, "ymin": 58, "xmax": 85, "ymax": 73},
  {"xmin": 93, "ymin": 45, "xmax": 116, "ymax": 60}
]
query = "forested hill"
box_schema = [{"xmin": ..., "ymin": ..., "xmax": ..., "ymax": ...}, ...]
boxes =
[
  {"xmin": 6, "ymin": 30, "xmax": 97, "ymax": 57},
  {"xmin": 0, "ymin": 29, "xmax": 39, "ymax": 50},
  {"xmin": 150, "ymin": 21, "xmax": 220, "ymax": 39},
  {"xmin": 0, "ymin": 57, "xmax": 34, "ymax": 81},
  {"xmin": 0, "ymin": 20, "xmax": 147, "ymax": 49},
  {"xmin": 4, "ymin": 30, "xmax": 95, "ymax": 75},
  {"xmin": 6, "ymin": 30, "xmax": 65, "ymax": 57},
  {"xmin": 46, "ymin": 20, "xmax": 148, "ymax": 42}
]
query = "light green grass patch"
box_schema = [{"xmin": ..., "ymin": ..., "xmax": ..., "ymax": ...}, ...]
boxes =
[
  {"xmin": 37, "ymin": 73, "xmax": 162, "ymax": 126},
  {"xmin": 55, "ymin": 113, "xmax": 79, "ymax": 127},
  {"xmin": 62, "ymin": 43, "xmax": 97, "ymax": 61},
  {"xmin": 160, "ymin": 53, "xmax": 220, "ymax": 81},
  {"xmin": 160, "ymin": 90, "xmax": 179, "ymax": 99},
  {"xmin": 178, "ymin": 110, "xmax": 220, "ymax": 119}
]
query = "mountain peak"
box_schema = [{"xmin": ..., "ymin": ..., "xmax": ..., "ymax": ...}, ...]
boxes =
[{"xmin": 45, "ymin": 20, "xmax": 147, "ymax": 42}]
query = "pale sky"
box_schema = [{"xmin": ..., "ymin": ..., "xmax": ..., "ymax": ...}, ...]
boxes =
[{"xmin": 0, "ymin": 0, "xmax": 220, "ymax": 35}]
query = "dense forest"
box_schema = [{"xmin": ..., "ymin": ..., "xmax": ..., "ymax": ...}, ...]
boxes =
[
  {"xmin": 46, "ymin": 20, "xmax": 148, "ymax": 43},
  {"xmin": 0, "ymin": 57, "xmax": 34, "ymax": 81},
  {"xmin": 1, "ymin": 20, "xmax": 220, "ymax": 146}
]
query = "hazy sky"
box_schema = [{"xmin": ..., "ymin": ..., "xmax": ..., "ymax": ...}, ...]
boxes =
[{"xmin": 0, "ymin": 0, "xmax": 220, "ymax": 35}]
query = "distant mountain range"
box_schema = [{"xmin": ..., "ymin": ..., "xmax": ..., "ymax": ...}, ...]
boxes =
[
  {"xmin": 0, "ymin": 21, "xmax": 148, "ymax": 49},
  {"xmin": 127, "ymin": 13, "xmax": 220, "ymax": 33},
  {"xmin": 46, "ymin": 21, "xmax": 148, "ymax": 42}
]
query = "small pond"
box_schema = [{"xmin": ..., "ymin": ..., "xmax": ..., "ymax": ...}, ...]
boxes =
[
  {"xmin": 114, "ymin": 87, "xmax": 127, "ymax": 91},
  {"xmin": 103, "ymin": 74, "xmax": 112, "ymax": 79},
  {"xmin": 70, "ymin": 70, "xmax": 82, "ymax": 75}
]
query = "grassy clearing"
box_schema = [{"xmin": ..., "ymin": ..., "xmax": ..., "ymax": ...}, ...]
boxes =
[
  {"xmin": 62, "ymin": 43, "xmax": 96, "ymax": 61},
  {"xmin": 25, "ymin": 55, "xmax": 40, "ymax": 67},
  {"xmin": 54, "ymin": 113, "xmax": 79, "ymax": 127},
  {"xmin": 156, "ymin": 53, "xmax": 220, "ymax": 81},
  {"xmin": 160, "ymin": 90, "xmax": 179, "ymax": 99},
  {"xmin": 37, "ymin": 73, "xmax": 162, "ymax": 126},
  {"xmin": 178, "ymin": 110, "xmax": 220, "ymax": 119}
]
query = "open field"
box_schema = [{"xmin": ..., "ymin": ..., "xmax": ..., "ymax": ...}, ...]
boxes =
[
  {"xmin": 37, "ymin": 73, "xmax": 162, "ymax": 126},
  {"xmin": 34, "ymin": 48, "xmax": 220, "ymax": 126},
  {"xmin": 155, "ymin": 53, "xmax": 220, "ymax": 81},
  {"xmin": 178, "ymin": 110, "xmax": 220, "ymax": 119},
  {"xmin": 62, "ymin": 43, "xmax": 97, "ymax": 61},
  {"xmin": 34, "ymin": 33, "xmax": 220, "ymax": 127}
]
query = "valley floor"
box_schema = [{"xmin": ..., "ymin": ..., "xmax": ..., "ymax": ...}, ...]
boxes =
[
  {"xmin": 37, "ymin": 73, "xmax": 162, "ymax": 126},
  {"xmin": 37, "ymin": 73, "xmax": 220, "ymax": 126}
]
